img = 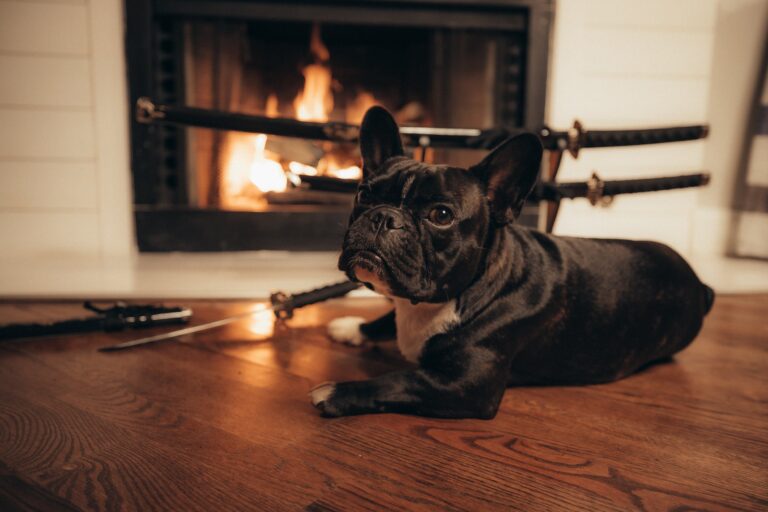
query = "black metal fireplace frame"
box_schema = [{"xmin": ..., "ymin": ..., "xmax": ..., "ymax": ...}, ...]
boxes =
[{"xmin": 125, "ymin": 0, "xmax": 554, "ymax": 251}]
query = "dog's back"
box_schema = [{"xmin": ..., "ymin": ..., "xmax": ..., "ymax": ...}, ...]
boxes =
[{"xmin": 499, "ymin": 227, "xmax": 713, "ymax": 385}]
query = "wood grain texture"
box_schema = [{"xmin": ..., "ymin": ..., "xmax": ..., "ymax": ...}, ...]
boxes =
[{"xmin": 0, "ymin": 295, "xmax": 766, "ymax": 511}]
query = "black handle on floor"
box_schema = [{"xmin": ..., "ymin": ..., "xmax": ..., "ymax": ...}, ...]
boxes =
[{"xmin": 271, "ymin": 280, "xmax": 361, "ymax": 319}]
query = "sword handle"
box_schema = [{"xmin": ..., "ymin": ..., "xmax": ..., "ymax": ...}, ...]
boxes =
[
  {"xmin": 602, "ymin": 173, "xmax": 711, "ymax": 195},
  {"xmin": 0, "ymin": 317, "xmax": 103, "ymax": 341},
  {"xmin": 271, "ymin": 280, "xmax": 361, "ymax": 319},
  {"xmin": 583, "ymin": 125, "xmax": 708, "ymax": 149}
]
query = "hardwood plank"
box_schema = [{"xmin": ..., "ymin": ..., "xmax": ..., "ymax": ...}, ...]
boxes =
[
  {"xmin": 0, "ymin": 295, "xmax": 766, "ymax": 510},
  {"xmin": 0, "ymin": 461, "xmax": 80, "ymax": 512}
]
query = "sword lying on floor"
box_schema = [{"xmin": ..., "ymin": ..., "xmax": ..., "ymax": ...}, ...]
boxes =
[
  {"xmin": 0, "ymin": 302, "xmax": 194, "ymax": 342},
  {"xmin": 98, "ymin": 280, "xmax": 361, "ymax": 352}
]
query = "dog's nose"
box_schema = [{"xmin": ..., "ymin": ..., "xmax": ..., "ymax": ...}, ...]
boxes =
[{"xmin": 370, "ymin": 209, "xmax": 404, "ymax": 231}]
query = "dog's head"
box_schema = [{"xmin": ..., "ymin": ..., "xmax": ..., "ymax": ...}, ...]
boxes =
[{"xmin": 339, "ymin": 106, "xmax": 542, "ymax": 302}]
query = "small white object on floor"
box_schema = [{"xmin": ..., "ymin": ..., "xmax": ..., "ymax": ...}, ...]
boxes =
[
  {"xmin": 309, "ymin": 382, "xmax": 336, "ymax": 406},
  {"xmin": 327, "ymin": 316, "xmax": 367, "ymax": 346}
]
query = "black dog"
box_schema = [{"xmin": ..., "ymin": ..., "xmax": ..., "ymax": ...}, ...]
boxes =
[{"xmin": 310, "ymin": 106, "xmax": 714, "ymax": 419}]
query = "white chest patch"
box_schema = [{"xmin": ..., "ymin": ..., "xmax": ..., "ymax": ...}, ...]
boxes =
[{"xmin": 393, "ymin": 298, "xmax": 459, "ymax": 363}]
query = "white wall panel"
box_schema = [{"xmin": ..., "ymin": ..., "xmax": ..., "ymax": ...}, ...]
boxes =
[
  {"xmin": 0, "ymin": 2, "xmax": 88, "ymax": 55},
  {"xmin": 547, "ymin": 0, "xmax": 719, "ymax": 257},
  {"xmin": 583, "ymin": 0, "xmax": 717, "ymax": 29},
  {"xmin": 0, "ymin": 211, "xmax": 100, "ymax": 256},
  {"xmin": 0, "ymin": 161, "xmax": 97, "ymax": 210},
  {"xmin": 0, "ymin": 109, "xmax": 95, "ymax": 159},
  {"xmin": 0, "ymin": 55, "xmax": 91, "ymax": 107}
]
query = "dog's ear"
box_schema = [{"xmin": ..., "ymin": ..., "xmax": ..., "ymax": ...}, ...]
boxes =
[
  {"xmin": 470, "ymin": 133, "xmax": 542, "ymax": 223},
  {"xmin": 359, "ymin": 106, "xmax": 404, "ymax": 178}
]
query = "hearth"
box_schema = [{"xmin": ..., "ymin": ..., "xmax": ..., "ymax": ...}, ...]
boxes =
[{"xmin": 126, "ymin": 0, "xmax": 553, "ymax": 251}]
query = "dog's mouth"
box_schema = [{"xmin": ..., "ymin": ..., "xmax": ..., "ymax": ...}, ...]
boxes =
[{"xmin": 340, "ymin": 250, "xmax": 393, "ymax": 293}]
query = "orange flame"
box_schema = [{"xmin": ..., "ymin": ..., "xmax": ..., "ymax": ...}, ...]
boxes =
[
  {"xmin": 293, "ymin": 24, "xmax": 334, "ymax": 122},
  {"xmin": 294, "ymin": 64, "xmax": 333, "ymax": 121},
  {"xmin": 346, "ymin": 91, "xmax": 378, "ymax": 124},
  {"xmin": 249, "ymin": 134, "xmax": 287, "ymax": 193},
  {"xmin": 265, "ymin": 93, "xmax": 278, "ymax": 117},
  {"xmin": 221, "ymin": 24, "xmax": 377, "ymax": 208}
]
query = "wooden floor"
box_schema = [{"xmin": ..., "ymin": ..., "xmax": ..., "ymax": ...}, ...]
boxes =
[{"xmin": 0, "ymin": 295, "xmax": 766, "ymax": 511}]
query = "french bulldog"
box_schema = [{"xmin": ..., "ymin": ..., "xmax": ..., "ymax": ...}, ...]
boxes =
[{"xmin": 310, "ymin": 106, "xmax": 714, "ymax": 419}]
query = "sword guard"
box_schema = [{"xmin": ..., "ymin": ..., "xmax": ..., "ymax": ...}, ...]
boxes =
[
  {"xmin": 136, "ymin": 96, "xmax": 165, "ymax": 124},
  {"xmin": 568, "ymin": 120, "xmax": 585, "ymax": 158},
  {"xmin": 587, "ymin": 172, "xmax": 613, "ymax": 207},
  {"xmin": 270, "ymin": 291, "xmax": 294, "ymax": 320}
]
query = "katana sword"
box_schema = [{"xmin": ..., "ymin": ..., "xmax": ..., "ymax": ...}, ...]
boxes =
[
  {"xmin": 299, "ymin": 172, "xmax": 711, "ymax": 203},
  {"xmin": 0, "ymin": 302, "xmax": 192, "ymax": 342},
  {"xmin": 98, "ymin": 280, "xmax": 361, "ymax": 352},
  {"xmin": 135, "ymin": 97, "xmax": 708, "ymax": 153},
  {"xmin": 534, "ymin": 172, "xmax": 711, "ymax": 205}
]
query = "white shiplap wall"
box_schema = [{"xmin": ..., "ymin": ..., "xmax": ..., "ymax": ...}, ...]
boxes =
[
  {"xmin": 0, "ymin": 0, "xmax": 132, "ymax": 260},
  {"xmin": 0, "ymin": 0, "xmax": 764, "ymax": 297},
  {"xmin": 546, "ymin": 0, "xmax": 718, "ymax": 257}
]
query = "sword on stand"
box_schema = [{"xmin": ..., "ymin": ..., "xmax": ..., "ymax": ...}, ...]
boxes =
[{"xmin": 135, "ymin": 97, "xmax": 708, "ymax": 152}]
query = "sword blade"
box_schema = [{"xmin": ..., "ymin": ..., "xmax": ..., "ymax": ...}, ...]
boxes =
[{"xmin": 98, "ymin": 303, "xmax": 271, "ymax": 352}]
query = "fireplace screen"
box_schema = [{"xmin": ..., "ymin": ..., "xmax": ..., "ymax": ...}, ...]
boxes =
[{"xmin": 127, "ymin": 1, "xmax": 552, "ymax": 251}]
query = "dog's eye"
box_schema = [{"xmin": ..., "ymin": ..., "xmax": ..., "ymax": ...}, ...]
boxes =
[{"xmin": 428, "ymin": 206, "xmax": 454, "ymax": 226}]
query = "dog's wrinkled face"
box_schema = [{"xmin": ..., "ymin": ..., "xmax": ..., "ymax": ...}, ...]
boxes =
[
  {"xmin": 340, "ymin": 157, "xmax": 490, "ymax": 302},
  {"xmin": 339, "ymin": 107, "xmax": 543, "ymax": 303}
]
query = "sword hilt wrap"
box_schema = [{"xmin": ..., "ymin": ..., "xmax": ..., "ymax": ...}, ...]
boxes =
[
  {"xmin": 582, "ymin": 125, "xmax": 709, "ymax": 151},
  {"xmin": 536, "ymin": 172, "xmax": 710, "ymax": 204},
  {"xmin": 271, "ymin": 280, "xmax": 361, "ymax": 320},
  {"xmin": 601, "ymin": 173, "xmax": 711, "ymax": 196}
]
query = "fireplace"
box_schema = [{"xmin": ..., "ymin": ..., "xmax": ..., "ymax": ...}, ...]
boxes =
[{"xmin": 126, "ymin": 0, "xmax": 553, "ymax": 251}]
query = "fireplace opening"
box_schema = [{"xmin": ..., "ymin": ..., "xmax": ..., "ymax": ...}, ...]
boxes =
[
  {"xmin": 127, "ymin": 1, "xmax": 553, "ymax": 251},
  {"xmin": 187, "ymin": 21, "xmax": 434, "ymax": 211}
]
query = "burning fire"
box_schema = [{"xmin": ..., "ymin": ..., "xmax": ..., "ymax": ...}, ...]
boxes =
[
  {"xmin": 288, "ymin": 161, "xmax": 318, "ymax": 176},
  {"xmin": 346, "ymin": 91, "xmax": 378, "ymax": 124},
  {"xmin": 249, "ymin": 134, "xmax": 287, "ymax": 193},
  {"xmin": 293, "ymin": 64, "xmax": 334, "ymax": 122},
  {"xmin": 222, "ymin": 24, "xmax": 370, "ymax": 208},
  {"xmin": 293, "ymin": 24, "xmax": 334, "ymax": 122}
]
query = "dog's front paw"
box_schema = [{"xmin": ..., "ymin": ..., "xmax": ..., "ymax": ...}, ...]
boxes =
[
  {"xmin": 327, "ymin": 316, "xmax": 366, "ymax": 346},
  {"xmin": 309, "ymin": 381, "xmax": 341, "ymax": 417}
]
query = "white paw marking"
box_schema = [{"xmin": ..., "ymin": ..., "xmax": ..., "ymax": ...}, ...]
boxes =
[
  {"xmin": 309, "ymin": 381, "xmax": 336, "ymax": 406},
  {"xmin": 327, "ymin": 316, "xmax": 367, "ymax": 346}
]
